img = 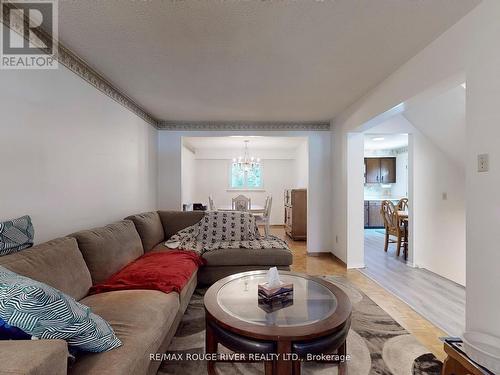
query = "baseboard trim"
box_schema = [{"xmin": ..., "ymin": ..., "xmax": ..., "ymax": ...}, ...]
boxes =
[
  {"xmin": 347, "ymin": 263, "xmax": 366, "ymax": 269},
  {"xmin": 306, "ymin": 251, "xmax": 333, "ymax": 257},
  {"xmin": 331, "ymin": 254, "xmax": 347, "ymax": 267}
]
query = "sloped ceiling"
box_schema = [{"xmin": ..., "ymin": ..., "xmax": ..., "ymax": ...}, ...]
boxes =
[
  {"xmin": 57, "ymin": 0, "xmax": 479, "ymax": 122},
  {"xmin": 403, "ymin": 85, "xmax": 466, "ymax": 168}
]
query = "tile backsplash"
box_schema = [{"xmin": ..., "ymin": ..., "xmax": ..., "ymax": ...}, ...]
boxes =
[{"xmin": 364, "ymin": 183, "xmax": 394, "ymax": 199}]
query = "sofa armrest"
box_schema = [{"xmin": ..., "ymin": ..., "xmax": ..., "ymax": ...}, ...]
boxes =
[{"xmin": 0, "ymin": 339, "xmax": 68, "ymax": 375}]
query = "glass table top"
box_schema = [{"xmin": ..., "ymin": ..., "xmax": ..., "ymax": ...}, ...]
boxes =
[{"xmin": 216, "ymin": 274, "xmax": 337, "ymax": 327}]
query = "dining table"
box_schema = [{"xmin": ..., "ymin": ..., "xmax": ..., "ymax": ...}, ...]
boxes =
[{"xmin": 217, "ymin": 205, "xmax": 265, "ymax": 214}]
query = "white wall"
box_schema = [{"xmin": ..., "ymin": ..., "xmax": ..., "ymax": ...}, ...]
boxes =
[
  {"xmin": 159, "ymin": 131, "xmax": 332, "ymax": 252},
  {"xmin": 294, "ymin": 140, "xmax": 309, "ymax": 188},
  {"xmin": 179, "ymin": 138, "xmax": 309, "ymax": 225},
  {"xmin": 362, "ymin": 116, "xmax": 466, "ymax": 285},
  {"xmin": 0, "ymin": 65, "xmax": 158, "ymax": 243},
  {"xmin": 331, "ymin": 0, "xmax": 500, "ymax": 352},
  {"xmin": 392, "ymin": 151, "xmax": 409, "ymax": 198},
  {"xmin": 404, "ymin": 86, "xmax": 466, "ymax": 168},
  {"xmin": 191, "ymin": 158, "xmax": 294, "ymax": 225},
  {"xmin": 346, "ymin": 133, "xmax": 365, "ymax": 268},
  {"xmin": 181, "ymin": 145, "xmax": 196, "ymax": 206}
]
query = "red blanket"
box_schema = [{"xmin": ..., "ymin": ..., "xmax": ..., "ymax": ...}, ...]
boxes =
[{"xmin": 89, "ymin": 251, "xmax": 205, "ymax": 295}]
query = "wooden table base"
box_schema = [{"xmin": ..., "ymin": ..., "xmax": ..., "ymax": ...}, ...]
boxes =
[{"xmin": 206, "ymin": 321, "xmax": 348, "ymax": 375}]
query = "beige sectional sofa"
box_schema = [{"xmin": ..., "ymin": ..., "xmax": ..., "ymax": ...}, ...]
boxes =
[{"xmin": 0, "ymin": 210, "xmax": 292, "ymax": 375}]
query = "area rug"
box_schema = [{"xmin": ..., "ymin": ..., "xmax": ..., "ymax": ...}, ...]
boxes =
[{"xmin": 158, "ymin": 275, "xmax": 442, "ymax": 375}]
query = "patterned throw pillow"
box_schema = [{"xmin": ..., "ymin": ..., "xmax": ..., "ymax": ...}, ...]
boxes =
[
  {"xmin": 0, "ymin": 215, "xmax": 34, "ymax": 256},
  {"xmin": 0, "ymin": 266, "xmax": 121, "ymax": 352}
]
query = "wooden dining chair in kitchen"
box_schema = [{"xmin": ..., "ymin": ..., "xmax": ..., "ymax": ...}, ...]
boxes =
[
  {"xmin": 380, "ymin": 200, "xmax": 407, "ymax": 257},
  {"xmin": 397, "ymin": 197, "xmax": 409, "ymax": 211},
  {"xmin": 232, "ymin": 195, "xmax": 251, "ymax": 211}
]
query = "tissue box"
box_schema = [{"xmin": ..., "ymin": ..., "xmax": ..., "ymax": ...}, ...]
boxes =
[
  {"xmin": 258, "ymin": 294, "xmax": 294, "ymax": 313},
  {"xmin": 258, "ymin": 282, "xmax": 294, "ymax": 300}
]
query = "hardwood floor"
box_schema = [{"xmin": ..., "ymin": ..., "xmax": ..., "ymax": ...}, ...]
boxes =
[
  {"xmin": 361, "ymin": 229, "xmax": 465, "ymax": 337},
  {"xmin": 269, "ymin": 225, "xmax": 447, "ymax": 360}
]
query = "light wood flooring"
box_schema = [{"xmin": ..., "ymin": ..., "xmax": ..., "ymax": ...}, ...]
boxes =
[
  {"xmin": 269, "ymin": 226, "xmax": 447, "ymax": 361},
  {"xmin": 361, "ymin": 229, "xmax": 465, "ymax": 337}
]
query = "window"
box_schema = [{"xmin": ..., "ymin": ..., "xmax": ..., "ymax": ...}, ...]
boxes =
[{"xmin": 230, "ymin": 163, "xmax": 263, "ymax": 189}]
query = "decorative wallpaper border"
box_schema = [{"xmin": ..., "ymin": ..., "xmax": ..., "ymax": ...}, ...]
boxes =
[
  {"xmin": 2, "ymin": 3, "xmax": 331, "ymax": 132},
  {"xmin": 57, "ymin": 44, "xmax": 159, "ymax": 126},
  {"xmin": 158, "ymin": 121, "xmax": 331, "ymax": 131},
  {"xmin": 1, "ymin": 2, "xmax": 158, "ymax": 127}
]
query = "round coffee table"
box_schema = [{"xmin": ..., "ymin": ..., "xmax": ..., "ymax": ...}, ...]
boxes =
[{"xmin": 204, "ymin": 270, "xmax": 352, "ymax": 375}]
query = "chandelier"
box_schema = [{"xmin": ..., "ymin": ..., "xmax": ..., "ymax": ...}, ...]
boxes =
[{"xmin": 232, "ymin": 140, "xmax": 260, "ymax": 171}]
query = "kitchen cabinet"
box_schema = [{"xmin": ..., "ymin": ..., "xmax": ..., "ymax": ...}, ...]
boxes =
[
  {"xmin": 368, "ymin": 201, "xmax": 384, "ymax": 227},
  {"xmin": 380, "ymin": 158, "xmax": 396, "ymax": 183},
  {"xmin": 364, "ymin": 200, "xmax": 399, "ymax": 228},
  {"xmin": 364, "ymin": 157, "xmax": 396, "ymax": 183},
  {"xmin": 365, "ymin": 158, "xmax": 381, "ymax": 183}
]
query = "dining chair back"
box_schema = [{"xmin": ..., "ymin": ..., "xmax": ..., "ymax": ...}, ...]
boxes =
[
  {"xmin": 232, "ymin": 195, "xmax": 251, "ymax": 211},
  {"xmin": 397, "ymin": 198, "xmax": 409, "ymax": 211},
  {"xmin": 381, "ymin": 200, "xmax": 398, "ymax": 231},
  {"xmin": 208, "ymin": 196, "xmax": 216, "ymax": 211},
  {"xmin": 380, "ymin": 200, "xmax": 407, "ymax": 259},
  {"xmin": 261, "ymin": 195, "xmax": 273, "ymax": 237}
]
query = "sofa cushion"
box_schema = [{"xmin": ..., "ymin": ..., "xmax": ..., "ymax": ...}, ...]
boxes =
[
  {"xmin": 72, "ymin": 290, "xmax": 180, "ymax": 375},
  {"xmin": 70, "ymin": 221, "xmax": 144, "ymax": 284},
  {"xmin": 0, "ymin": 237, "xmax": 92, "ymax": 300},
  {"xmin": 198, "ymin": 265, "xmax": 291, "ymax": 285},
  {"xmin": 0, "ymin": 266, "xmax": 121, "ymax": 352},
  {"xmin": 202, "ymin": 247, "xmax": 293, "ymax": 266},
  {"xmin": 157, "ymin": 211, "xmax": 204, "ymax": 240},
  {"xmin": 0, "ymin": 340, "xmax": 68, "ymax": 375},
  {"xmin": 88, "ymin": 251, "xmax": 203, "ymax": 295},
  {"xmin": 125, "ymin": 212, "xmax": 165, "ymax": 252}
]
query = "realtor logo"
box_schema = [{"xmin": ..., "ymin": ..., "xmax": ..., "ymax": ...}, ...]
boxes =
[{"xmin": 1, "ymin": 0, "xmax": 58, "ymax": 69}]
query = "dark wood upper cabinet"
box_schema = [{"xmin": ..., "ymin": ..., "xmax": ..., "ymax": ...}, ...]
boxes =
[
  {"xmin": 364, "ymin": 157, "xmax": 396, "ymax": 183},
  {"xmin": 365, "ymin": 158, "xmax": 381, "ymax": 183},
  {"xmin": 380, "ymin": 157, "xmax": 396, "ymax": 183}
]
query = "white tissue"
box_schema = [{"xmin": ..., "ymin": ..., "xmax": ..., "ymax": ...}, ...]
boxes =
[
  {"xmin": 165, "ymin": 241, "xmax": 180, "ymax": 249},
  {"xmin": 266, "ymin": 267, "xmax": 282, "ymax": 288}
]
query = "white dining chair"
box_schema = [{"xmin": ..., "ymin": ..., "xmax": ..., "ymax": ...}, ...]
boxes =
[
  {"xmin": 257, "ymin": 195, "xmax": 272, "ymax": 237},
  {"xmin": 232, "ymin": 195, "xmax": 251, "ymax": 211},
  {"xmin": 208, "ymin": 196, "xmax": 216, "ymax": 211}
]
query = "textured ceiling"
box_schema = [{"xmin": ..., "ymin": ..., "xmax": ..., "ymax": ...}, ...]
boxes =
[
  {"xmin": 183, "ymin": 136, "xmax": 307, "ymax": 150},
  {"xmin": 57, "ymin": 0, "xmax": 479, "ymax": 122},
  {"xmin": 364, "ymin": 134, "xmax": 408, "ymax": 151}
]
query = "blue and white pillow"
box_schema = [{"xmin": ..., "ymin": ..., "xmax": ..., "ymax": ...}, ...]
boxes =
[
  {"xmin": 0, "ymin": 266, "xmax": 121, "ymax": 352},
  {"xmin": 0, "ymin": 215, "xmax": 34, "ymax": 256}
]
